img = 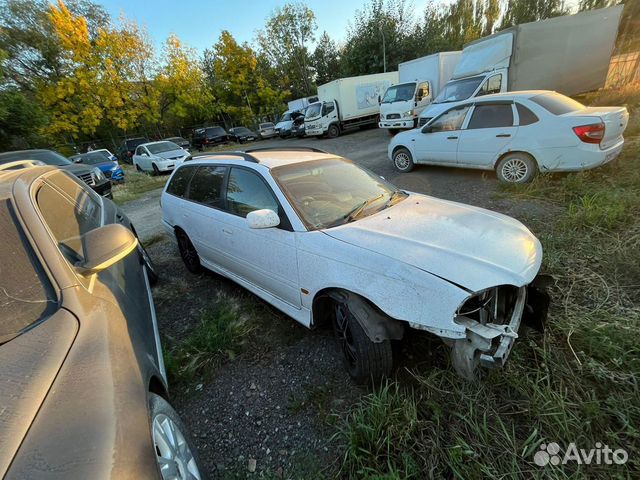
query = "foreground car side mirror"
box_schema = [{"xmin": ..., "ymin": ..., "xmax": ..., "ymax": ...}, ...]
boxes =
[
  {"xmin": 75, "ymin": 224, "xmax": 138, "ymax": 275},
  {"xmin": 246, "ymin": 209, "xmax": 280, "ymax": 229},
  {"xmin": 421, "ymin": 125, "xmax": 433, "ymax": 134}
]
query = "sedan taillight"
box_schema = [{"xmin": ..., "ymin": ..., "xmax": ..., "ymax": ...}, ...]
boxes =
[{"xmin": 573, "ymin": 123, "xmax": 605, "ymax": 144}]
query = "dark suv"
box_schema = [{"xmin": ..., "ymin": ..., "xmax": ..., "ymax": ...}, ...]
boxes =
[
  {"xmin": 0, "ymin": 149, "xmax": 112, "ymax": 198},
  {"xmin": 119, "ymin": 137, "xmax": 150, "ymax": 163},
  {"xmin": 0, "ymin": 164, "xmax": 202, "ymax": 479},
  {"xmin": 192, "ymin": 126, "xmax": 229, "ymax": 151}
]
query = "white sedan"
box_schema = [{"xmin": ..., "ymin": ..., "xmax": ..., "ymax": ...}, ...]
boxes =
[
  {"xmin": 161, "ymin": 148, "xmax": 549, "ymax": 382},
  {"xmin": 132, "ymin": 141, "xmax": 190, "ymax": 174},
  {"xmin": 389, "ymin": 91, "xmax": 628, "ymax": 183}
]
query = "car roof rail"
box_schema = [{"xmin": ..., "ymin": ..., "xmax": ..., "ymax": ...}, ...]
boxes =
[
  {"xmin": 245, "ymin": 146, "xmax": 329, "ymax": 154},
  {"xmin": 189, "ymin": 151, "xmax": 259, "ymax": 163},
  {"xmin": 0, "ymin": 160, "xmax": 46, "ymax": 172}
]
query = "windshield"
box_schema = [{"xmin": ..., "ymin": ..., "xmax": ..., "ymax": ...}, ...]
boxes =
[
  {"xmin": 79, "ymin": 151, "xmax": 112, "ymax": 165},
  {"xmin": 1, "ymin": 200, "xmax": 56, "ymax": 342},
  {"xmin": 381, "ymin": 83, "xmax": 417, "ymax": 103},
  {"xmin": 434, "ymin": 76, "xmax": 484, "ymax": 103},
  {"xmin": 147, "ymin": 141, "xmax": 180, "ymax": 154},
  {"xmin": 306, "ymin": 103, "xmax": 321, "ymax": 118},
  {"xmin": 260, "ymin": 123, "xmax": 274, "ymax": 128},
  {"xmin": 272, "ymin": 158, "xmax": 407, "ymax": 230},
  {"xmin": 279, "ymin": 112, "xmax": 293, "ymax": 122},
  {"xmin": 234, "ymin": 127, "xmax": 251, "ymax": 134}
]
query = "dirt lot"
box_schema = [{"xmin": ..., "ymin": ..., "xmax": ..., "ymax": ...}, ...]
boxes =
[{"xmin": 137, "ymin": 127, "xmax": 561, "ymax": 478}]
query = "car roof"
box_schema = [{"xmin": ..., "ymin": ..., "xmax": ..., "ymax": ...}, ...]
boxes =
[
  {"xmin": 0, "ymin": 149, "xmax": 56, "ymax": 159},
  {"xmin": 189, "ymin": 150, "xmax": 338, "ymax": 169},
  {"xmin": 0, "ymin": 165, "xmax": 56, "ymax": 200},
  {"xmin": 140, "ymin": 140, "xmax": 179, "ymax": 147}
]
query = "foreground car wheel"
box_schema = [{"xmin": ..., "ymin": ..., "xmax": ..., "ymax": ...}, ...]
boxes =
[
  {"xmin": 496, "ymin": 153, "xmax": 537, "ymax": 184},
  {"xmin": 150, "ymin": 393, "xmax": 202, "ymax": 480},
  {"xmin": 333, "ymin": 301, "xmax": 392, "ymax": 384},
  {"xmin": 139, "ymin": 242, "xmax": 159, "ymax": 285},
  {"xmin": 392, "ymin": 147, "xmax": 415, "ymax": 173},
  {"xmin": 177, "ymin": 230, "xmax": 202, "ymax": 274}
]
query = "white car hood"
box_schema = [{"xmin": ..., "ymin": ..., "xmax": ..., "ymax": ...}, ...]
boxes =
[
  {"xmin": 323, "ymin": 193, "xmax": 542, "ymax": 292},
  {"xmin": 156, "ymin": 149, "xmax": 188, "ymax": 160}
]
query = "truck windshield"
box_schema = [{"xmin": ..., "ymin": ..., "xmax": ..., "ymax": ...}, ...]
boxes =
[
  {"xmin": 305, "ymin": 103, "xmax": 321, "ymax": 118},
  {"xmin": 381, "ymin": 83, "xmax": 416, "ymax": 103},
  {"xmin": 434, "ymin": 76, "xmax": 484, "ymax": 103}
]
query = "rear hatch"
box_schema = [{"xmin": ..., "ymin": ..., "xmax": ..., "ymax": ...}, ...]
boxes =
[{"xmin": 566, "ymin": 106, "xmax": 629, "ymax": 149}]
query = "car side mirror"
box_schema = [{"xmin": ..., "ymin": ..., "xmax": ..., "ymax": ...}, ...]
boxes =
[
  {"xmin": 247, "ymin": 209, "xmax": 280, "ymax": 229},
  {"xmin": 75, "ymin": 224, "xmax": 138, "ymax": 275},
  {"xmin": 422, "ymin": 126, "xmax": 433, "ymax": 134}
]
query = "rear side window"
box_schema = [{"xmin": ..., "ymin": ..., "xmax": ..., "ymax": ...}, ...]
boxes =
[
  {"xmin": 467, "ymin": 104, "xmax": 514, "ymax": 129},
  {"xmin": 226, "ymin": 168, "xmax": 278, "ymax": 217},
  {"xmin": 516, "ymin": 103, "xmax": 539, "ymax": 126},
  {"xmin": 166, "ymin": 166, "xmax": 196, "ymax": 198},
  {"xmin": 187, "ymin": 166, "xmax": 226, "ymax": 208},
  {"xmin": 530, "ymin": 93, "xmax": 584, "ymax": 115}
]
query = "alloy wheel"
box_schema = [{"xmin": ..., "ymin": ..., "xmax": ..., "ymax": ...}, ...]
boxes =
[
  {"xmin": 153, "ymin": 413, "xmax": 201, "ymax": 480},
  {"xmin": 501, "ymin": 158, "xmax": 528, "ymax": 182},
  {"xmin": 394, "ymin": 152, "xmax": 411, "ymax": 171}
]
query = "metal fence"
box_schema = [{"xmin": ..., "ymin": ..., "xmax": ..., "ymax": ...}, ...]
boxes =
[{"xmin": 605, "ymin": 51, "xmax": 640, "ymax": 88}]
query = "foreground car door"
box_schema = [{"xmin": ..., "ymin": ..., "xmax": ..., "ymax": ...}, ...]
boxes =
[
  {"xmin": 217, "ymin": 167, "xmax": 301, "ymax": 308},
  {"xmin": 414, "ymin": 105, "xmax": 470, "ymax": 164},
  {"xmin": 457, "ymin": 103, "xmax": 518, "ymax": 167}
]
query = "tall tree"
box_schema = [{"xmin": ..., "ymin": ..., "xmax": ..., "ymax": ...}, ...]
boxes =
[
  {"xmin": 256, "ymin": 2, "xmax": 317, "ymax": 98},
  {"xmin": 312, "ymin": 32, "xmax": 341, "ymax": 85},
  {"xmin": 500, "ymin": 0, "xmax": 569, "ymax": 28}
]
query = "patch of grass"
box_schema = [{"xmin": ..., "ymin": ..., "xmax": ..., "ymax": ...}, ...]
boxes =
[
  {"xmin": 111, "ymin": 164, "xmax": 168, "ymax": 204},
  {"xmin": 335, "ymin": 98, "xmax": 640, "ymax": 477},
  {"xmin": 164, "ymin": 295, "xmax": 254, "ymax": 382}
]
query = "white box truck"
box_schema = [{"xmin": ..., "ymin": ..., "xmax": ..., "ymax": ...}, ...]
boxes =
[
  {"xmin": 379, "ymin": 51, "xmax": 461, "ymax": 133},
  {"xmin": 305, "ymin": 71, "xmax": 399, "ymax": 138},
  {"xmin": 418, "ymin": 5, "xmax": 624, "ymax": 125},
  {"xmin": 287, "ymin": 96, "xmax": 319, "ymax": 112}
]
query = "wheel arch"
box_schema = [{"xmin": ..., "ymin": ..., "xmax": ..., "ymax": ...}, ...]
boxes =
[
  {"xmin": 148, "ymin": 374, "xmax": 169, "ymax": 400},
  {"xmin": 493, "ymin": 149, "xmax": 538, "ymax": 169},
  {"xmin": 391, "ymin": 143, "xmax": 413, "ymax": 159}
]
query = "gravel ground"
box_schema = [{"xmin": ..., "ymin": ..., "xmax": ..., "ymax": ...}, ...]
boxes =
[{"xmin": 136, "ymin": 127, "xmax": 562, "ymax": 478}]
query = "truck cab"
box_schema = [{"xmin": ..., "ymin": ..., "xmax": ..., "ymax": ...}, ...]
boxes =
[
  {"xmin": 304, "ymin": 101, "xmax": 338, "ymax": 137},
  {"xmin": 418, "ymin": 68, "xmax": 507, "ymax": 126},
  {"xmin": 378, "ymin": 80, "xmax": 432, "ymax": 131}
]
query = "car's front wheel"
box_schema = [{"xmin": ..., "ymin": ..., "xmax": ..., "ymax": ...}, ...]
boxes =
[
  {"xmin": 150, "ymin": 393, "xmax": 203, "ymax": 480},
  {"xmin": 496, "ymin": 153, "xmax": 537, "ymax": 184},
  {"xmin": 176, "ymin": 230, "xmax": 202, "ymax": 274},
  {"xmin": 333, "ymin": 300, "xmax": 392, "ymax": 384},
  {"xmin": 392, "ymin": 147, "xmax": 415, "ymax": 173}
]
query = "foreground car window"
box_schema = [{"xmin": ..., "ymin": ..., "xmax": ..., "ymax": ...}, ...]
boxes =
[
  {"xmin": 272, "ymin": 158, "xmax": 404, "ymax": 230},
  {"xmin": 166, "ymin": 166, "xmax": 196, "ymax": 198},
  {"xmin": 530, "ymin": 92, "xmax": 584, "ymax": 115},
  {"xmin": 0, "ymin": 200, "xmax": 56, "ymax": 340},
  {"xmin": 430, "ymin": 106, "xmax": 470, "ymax": 132},
  {"xmin": 467, "ymin": 104, "xmax": 514, "ymax": 129},
  {"xmin": 226, "ymin": 168, "xmax": 278, "ymax": 217},
  {"xmin": 188, "ymin": 166, "xmax": 226, "ymax": 208}
]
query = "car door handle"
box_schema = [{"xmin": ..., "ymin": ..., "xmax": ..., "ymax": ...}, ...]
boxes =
[
  {"xmin": 447, "ymin": 136, "xmax": 458, "ymax": 140},
  {"xmin": 496, "ymin": 133, "xmax": 511, "ymax": 138}
]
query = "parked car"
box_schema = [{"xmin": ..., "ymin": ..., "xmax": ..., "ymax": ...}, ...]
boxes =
[
  {"xmin": 132, "ymin": 141, "xmax": 190, "ymax": 175},
  {"xmin": 275, "ymin": 111, "xmax": 304, "ymax": 138},
  {"xmin": 291, "ymin": 114, "xmax": 306, "ymax": 138},
  {"xmin": 192, "ymin": 126, "xmax": 229, "ymax": 151},
  {"xmin": 160, "ymin": 147, "xmax": 548, "ymax": 382},
  {"xmin": 70, "ymin": 150, "xmax": 125, "ymax": 183},
  {"xmin": 91, "ymin": 148, "xmax": 118, "ymax": 161},
  {"xmin": 164, "ymin": 136, "xmax": 191, "ymax": 151},
  {"xmin": 118, "ymin": 137, "xmax": 150, "ymax": 164},
  {"xmin": 258, "ymin": 122, "xmax": 277, "ymax": 139},
  {"xmin": 228, "ymin": 126, "xmax": 258, "ymax": 143},
  {"xmin": 389, "ymin": 90, "xmax": 629, "ymax": 183},
  {"xmin": 0, "ymin": 149, "xmax": 112, "ymax": 198},
  {"xmin": 0, "ymin": 162, "xmax": 202, "ymax": 479}
]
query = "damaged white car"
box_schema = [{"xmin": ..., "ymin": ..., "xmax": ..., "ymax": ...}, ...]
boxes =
[{"xmin": 161, "ymin": 147, "xmax": 549, "ymax": 382}]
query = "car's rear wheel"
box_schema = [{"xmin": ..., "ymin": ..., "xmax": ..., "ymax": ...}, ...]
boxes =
[
  {"xmin": 496, "ymin": 153, "xmax": 537, "ymax": 184},
  {"xmin": 150, "ymin": 393, "xmax": 202, "ymax": 480},
  {"xmin": 176, "ymin": 230, "xmax": 201, "ymax": 274},
  {"xmin": 333, "ymin": 300, "xmax": 392, "ymax": 384},
  {"xmin": 327, "ymin": 124, "xmax": 340, "ymax": 138},
  {"xmin": 392, "ymin": 147, "xmax": 415, "ymax": 173}
]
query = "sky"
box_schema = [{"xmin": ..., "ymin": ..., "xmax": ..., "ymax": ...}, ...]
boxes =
[{"xmin": 99, "ymin": 0, "xmax": 431, "ymax": 53}]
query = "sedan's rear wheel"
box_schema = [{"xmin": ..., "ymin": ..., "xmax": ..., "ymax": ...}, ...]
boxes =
[
  {"xmin": 333, "ymin": 300, "xmax": 392, "ymax": 384},
  {"xmin": 176, "ymin": 230, "xmax": 201, "ymax": 274},
  {"xmin": 150, "ymin": 393, "xmax": 202, "ymax": 480},
  {"xmin": 392, "ymin": 147, "xmax": 415, "ymax": 173},
  {"xmin": 496, "ymin": 153, "xmax": 537, "ymax": 184}
]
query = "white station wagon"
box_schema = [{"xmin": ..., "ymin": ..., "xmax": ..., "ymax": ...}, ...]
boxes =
[
  {"xmin": 389, "ymin": 91, "xmax": 628, "ymax": 183},
  {"xmin": 161, "ymin": 147, "xmax": 549, "ymax": 381}
]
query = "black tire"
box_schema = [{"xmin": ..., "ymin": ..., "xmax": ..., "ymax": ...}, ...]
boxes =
[
  {"xmin": 136, "ymin": 164, "xmax": 143, "ymax": 172},
  {"xmin": 495, "ymin": 152, "xmax": 537, "ymax": 184},
  {"xmin": 176, "ymin": 230, "xmax": 202, "ymax": 274},
  {"xmin": 139, "ymin": 242, "xmax": 159, "ymax": 285},
  {"xmin": 152, "ymin": 163, "xmax": 160, "ymax": 176},
  {"xmin": 149, "ymin": 393, "xmax": 203, "ymax": 480},
  {"xmin": 333, "ymin": 300, "xmax": 393, "ymax": 384},
  {"xmin": 388, "ymin": 128, "xmax": 400, "ymax": 136},
  {"xmin": 392, "ymin": 147, "xmax": 415, "ymax": 173},
  {"xmin": 327, "ymin": 124, "xmax": 340, "ymax": 138}
]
